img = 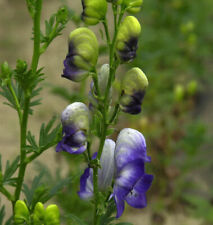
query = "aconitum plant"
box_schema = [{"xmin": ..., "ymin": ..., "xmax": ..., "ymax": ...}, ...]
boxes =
[{"xmin": 0, "ymin": 0, "xmax": 153, "ymax": 224}]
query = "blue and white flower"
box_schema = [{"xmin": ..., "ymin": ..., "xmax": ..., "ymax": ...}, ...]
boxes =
[
  {"xmin": 113, "ymin": 128, "xmax": 153, "ymax": 218},
  {"xmin": 56, "ymin": 102, "xmax": 90, "ymax": 154},
  {"xmin": 78, "ymin": 128, "xmax": 153, "ymax": 218},
  {"xmin": 78, "ymin": 139, "xmax": 115, "ymax": 199}
]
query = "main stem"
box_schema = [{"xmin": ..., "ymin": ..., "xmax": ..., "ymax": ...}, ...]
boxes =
[
  {"xmin": 14, "ymin": 0, "xmax": 42, "ymax": 206},
  {"xmin": 93, "ymin": 6, "xmax": 124, "ymax": 225}
]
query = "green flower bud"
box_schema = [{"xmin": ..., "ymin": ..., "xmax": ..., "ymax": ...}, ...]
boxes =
[
  {"xmin": 81, "ymin": 0, "xmax": 107, "ymax": 25},
  {"xmin": 122, "ymin": 0, "xmax": 143, "ymax": 13},
  {"xmin": 33, "ymin": 202, "xmax": 45, "ymax": 225},
  {"xmin": 14, "ymin": 200, "xmax": 30, "ymax": 224},
  {"xmin": 44, "ymin": 204, "xmax": 60, "ymax": 225},
  {"xmin": 16, "ymin": 59, "xmax": 27, "ymax": 74},
  {"xmin": 56, "ymin": 7, "xmax": 69, "ymax": 24},
  {"xmin": 120, "ymin": 67, "xmax": 148, "ymax": 114},
  {"xmin": 187, "ymin": 80, "xmax": 198, "ymax": 96},
  {"xmin": 98, "ymin": 64, "xmax": 110, "ymax": 96},
  {"xmin": 174, "ymin": 84, "xmax": 185, "ymax": 102},
  {"xmin": 116, "ymin": 16, "xmax": 141, "ymax": 63},
  {"xmin": 62, "ymin": 27, "xmax": 98, "ymax": 82},
  {"xmin": 0, "ymin": 61, "xmax": 12, "ymax": 80}
]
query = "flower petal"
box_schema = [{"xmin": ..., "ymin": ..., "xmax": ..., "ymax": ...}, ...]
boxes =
[
  {"xmin": 125, "ymin": 173, "xmax": 153, "ymax": 208},
  {"xmin": 125, "ymin": 191, "xmax": 147, "ymax": 208},
  {"xmin": 134, "ymin": 174, "xmax": 154, "ymax": 193},
  {"xmin": 115, "ymin": 159, "xmax": 145, "ymax": 190},
  {"xmin": 98, "ymin": 139, "xmax": 115, "ymax": 190},
  {"xmin": 115, "ymin": 128, "xmax": 151, "ymax": 172},
  {"xmin": 78, "ymin": 168, "xmax": 94, "ymax": 200},
  {"xmin": 113, "ymin": 185, "xmax": 128, "ymax": 218}
]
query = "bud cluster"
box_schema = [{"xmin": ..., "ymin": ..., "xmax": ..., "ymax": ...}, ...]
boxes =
[{"xmin": 14, "ymin": 200, "xmax": 60, "ymax": 225}]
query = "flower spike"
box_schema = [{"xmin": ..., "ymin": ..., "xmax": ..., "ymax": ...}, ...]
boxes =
[
  {"xmin": 56, "ymin": 102, "xmax": 90, "ymax": 154},
  {"xmin": 116, "ymin": 16, "xmax": 141, "ymax": 63},
  {"xmin": 62, "ymin": 27, "xmax": 98, "ymax": 82},
  {"xmin": 81, "ymin": 0, "xmax": 107, "ymax": 25},
  {"xmin": 120, "ymin": 67, "xmax": 148, "ymax": 114}
]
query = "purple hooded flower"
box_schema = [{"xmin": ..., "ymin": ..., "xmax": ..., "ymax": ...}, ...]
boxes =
[
  {"xmin": 113, "ymin": 128, "xmax": 153, "ymax": 218},
  {"xmin": 56, "ymin": 102, "xmax": 90, "ymax": 154},
  {"xmin": 78, "ymin": 128, "xmax": 153, "ymax": 218},
  {"xmin": 78, "ymin": 139, "xmax": 115, "ymax": 199}
]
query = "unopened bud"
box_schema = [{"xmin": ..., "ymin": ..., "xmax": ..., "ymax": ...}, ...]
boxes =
[
  {"xmin": 14, "ymin": 200, "xmax": 30, "ymax": 224},
  {"xmin": 81, "ymin": 0, "xmax": 107, "ymax": 25},
  {"xmin": 33, "ymin": 202, "xmax": 45, "ymax": 225},
  {"xmin": 174, "ymin": 84, "xmax": 185, "ymax": 102},
  {"xmin": 116, "ymin": 16, "xmax": 141, "ymax": 63},
  {"xmin": 122, "ymin": 0, "xmax": 143, "ymax": 13},
  {"xmin": 62, "ymin": 28, "xmax": 98, "ymax": 82},
  {"xmin": 187, "ymin": 80, "xmax": 198, "ymax": 96},
  {"xmin": 56, "ymin": 7, "xmax": 69, "ymax": 24},
  {"xmin": 120, "ymin": 67, "xmax": 148, "ymax": 114},
  {"xmin": 44, "ymin": 204, "xmax": 60, "ymax": 225}
]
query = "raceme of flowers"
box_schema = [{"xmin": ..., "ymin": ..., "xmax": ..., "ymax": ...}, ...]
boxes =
[
  {"xmin": 78, "ymin": 128, "xmax": 153, "ymax": 218},
  {"xmin": 56, "ymin": 0, "xmax": 153, "ymax": 220}
]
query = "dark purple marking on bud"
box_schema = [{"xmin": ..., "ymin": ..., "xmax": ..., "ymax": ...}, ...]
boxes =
[
  {"xmin": 81, "ymin": 0, "xmax": 86, "ymax": 21},
  {"xmin": 122, "ymin": 90, "xmax": 145, "ymax": 114},
  {"xmin": 56, "ymin": 125, "xmax": 87, "ymax": 154},
  {"xmin": 61, "ymin": 42, "xmax": 80, "ymax": 81},
  {"xmin": 119, "ymin": 37, "xmax": 138, "ymax": 62}
]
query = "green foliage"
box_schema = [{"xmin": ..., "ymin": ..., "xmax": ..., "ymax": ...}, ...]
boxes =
[
  {"xmin": 0, "ymin": 155, "xmax": 19, "ymax": 187},
  {"xmin": 183, "ymin": 194, "xmax": 213, "ymax": 224},
  {"xmin": 0, "ymin": 65, "xmax": 44, "ymax": 114},
  {"xmin": 0, "ymin": 202, "xmax": 13, "ymax": 225},
  {"xmin": 40, "ymin": 7, "xmax": 69, "ymax": 54},
  {"xmin": 65, "ymin": 214, "xmax": 88, "ymax": 225},
  {"xmin": 23, "ymin": 169, "xmax": 72, "ymax": 212},
  {"xmin": 99, "ymin": 200, "xmax": 116, "ymax": 225},
  {"xmin": 25, "ymin": 116, "xmax": 62, "ymax": 154},
  {"xmin": 0, "ymin": 203, "xmax": 5, "ymax": 225}
]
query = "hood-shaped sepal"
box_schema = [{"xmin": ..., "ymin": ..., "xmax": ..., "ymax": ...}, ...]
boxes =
[
  {"xmin": 120, "ymin": 67, "xmax": 148, "ymax": 114},
  {"xmin": 81, "ymin": 0, "xmax": 107, "ymax": 25},
  {"xmin": 116, "ymin": 16, "xmax": 141, "ymax": 63},
  {"xmin": 62, "ymin": 27, "xmax": 98, "ymax": 82}
]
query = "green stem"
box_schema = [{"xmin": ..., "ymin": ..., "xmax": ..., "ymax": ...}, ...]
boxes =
[
  {"xmin": 93, "ymin": 9, "xmax": 125, "ymax": 225},
  {"xmin": 92, "ymin": 70, "xmax": 101, "ymax": 97},
  {"xmin": 87, "ymin": 141, "xmax": 92, "ymax": 161},
  {"xmin": 14, "ymin": 0, "xmax": 42, "ymax": 206},
  {"xmin": 40, "ymin": 21, "xmax": 59, "ymax": 55},
  {"xmin": 112, "ymin": 4, "xmax": 118, "ymax": 31},
  {"xmin": 7, "ymin": 81, "xmax": 22, "ymax": 123},
  {"xmin": 14, "ymin": 98, "xmax": 30, "ymax": 204},
  {"xmin": 109, "ymin": 103, "xmax": 120, "ymax": 124},
  {"xmin": 93, "ymin": 166, "xmax": 99, "ymax": 225},
  {"xmin": 31, "ymin": 0, "xmax": 42, "ymax": 73},
  {"xmin": 102, "ymin": 18, "xmax": 110, "ymax": 45},
  {"xmin": 0, "ymin": 186, "xmax": 14, "ymax": 202}
]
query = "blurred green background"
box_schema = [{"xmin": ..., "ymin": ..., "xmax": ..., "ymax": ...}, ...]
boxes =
[{"xmin": 0, "ymin": 0, "xmax": 213, "ymax": 224}]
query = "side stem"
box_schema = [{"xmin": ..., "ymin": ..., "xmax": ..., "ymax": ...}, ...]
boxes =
[{"xmin": 14, "ymin": 0, "xmax": 42, "ymax": 206}]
